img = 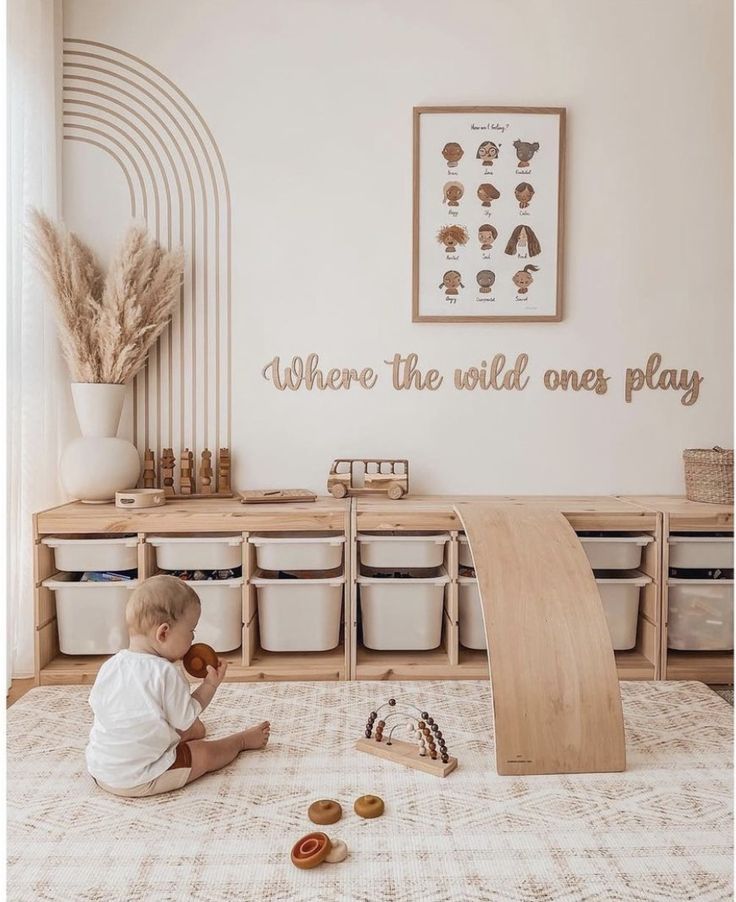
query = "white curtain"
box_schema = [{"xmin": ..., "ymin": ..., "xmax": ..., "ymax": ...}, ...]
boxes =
[{"xmin": 7, "ymin": 0, "xmax": 73, "ymax": 679}]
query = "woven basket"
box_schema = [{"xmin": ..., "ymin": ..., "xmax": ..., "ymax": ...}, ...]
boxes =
[{"xmin": 683, "ymin": 447, "xmax": 734, "ymax": 504}]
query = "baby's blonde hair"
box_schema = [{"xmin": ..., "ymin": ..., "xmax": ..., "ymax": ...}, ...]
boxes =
[{"xmin": 126, "ymin": 574, "xmax": 200, "ymax": 635}]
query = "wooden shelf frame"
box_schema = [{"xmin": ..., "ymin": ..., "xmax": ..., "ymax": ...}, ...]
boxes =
[
  {"xmin": 33, "ymin": 494, "xmax": 729, "ymax": 687},
  {"xmin": 353, "ymin": 497, "xmax": 662, "ymax": 681},
  {"xmin": 33, "ymin": 499, "xmax": 351, "ymax": 685},
  {"xmin": 623, "ymin": 496, "xmax": 733, "ymax": 684}
]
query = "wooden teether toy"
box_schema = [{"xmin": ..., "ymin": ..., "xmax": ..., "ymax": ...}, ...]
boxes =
[
  {"xmin": 183, "ymin": 643, "xmax": 219, "ymax": 679},
  {"xmin": 325, "ymin": 838, "xmax": 348, "ymax": 863},
  {"xmin": 308, "ymin": 799, "xmax": 342, "ymax": 825},
  {"xmin": 290, "ymin": 832, "xmax": 332, "ymax": 869},
  {"xmin": 353, "ymin": 794, "xmax": 384, "ymax": 819}
]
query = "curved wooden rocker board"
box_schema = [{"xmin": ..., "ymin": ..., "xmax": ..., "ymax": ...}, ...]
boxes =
[{"xmin": 455, "ymin": 503, "xmax": 626, "ymax": 776}]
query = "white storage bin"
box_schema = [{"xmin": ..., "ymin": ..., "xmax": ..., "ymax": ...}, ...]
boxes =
[
  {"xmin": 458, "ymin": 536, "xmax": 475, "ymax": 569},
  {"xmin": 667, "ymin": 579, "xmax": 734, "ymax": 650},
  {"xmin": 252, "ymin": 571, "xmax": 344, "ymax": 652},
  {"xmin": 42, "ymin": 574, "xmax": 137, "ymax": 654},
  {"xmin": 668, "ymin": 534, "xmax": 734, "ymax": 570},
  {"xmin": 41, "ymin": 536, "xmax": 139, "ymax": 573},
  {"xmin": 458, "ymin": 576, "xmax": 486, "ymax": 650},
  {"xmin": 148, "ymin": 535, "xmax": 243, "ymax": 571},
  {"xmin": 188, "ymin": 578, "xmax": 243, "ymax": 652},
  {"xmin": 577, "ymin": 533, "xmax": 654, "ymax": 570},
  {"xmin": 596, "ymin": 573, "xmax": 650, "ymax": 650},
  {"xmin": 358, "ymin": 569, "xmax": 449, "ymax": 650},
  {"xmin": 249, "ymin": 533, "xmax": 345, "ymax": 572},
  {"xmin": 358, "ymin": 532, "xmax": 449, "ymax": 569}
]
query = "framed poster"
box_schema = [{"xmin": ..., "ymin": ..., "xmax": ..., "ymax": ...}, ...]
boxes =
[{"xmin": 412, "ymin": 106, "xmax": 565, "ymax": 323}]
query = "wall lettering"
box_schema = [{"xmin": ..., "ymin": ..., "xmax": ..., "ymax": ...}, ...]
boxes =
[
  {"xmin": 454, "ymin": 354, "xmax": 529, "ymax": 391},
  {"xmin": 384, "ymin": 353, "xmax": 443, "ymax": 391},
  {"xmin": 261, "ymin": 351, "xmax": 703, "ymax": 406},
  {"xmin": 544, "ymin": 368, "xmax": 610, "ymax": 394},
  {"xmin": 625, "ymin": 353, "xmax": 702, "ymax": 406},
  {"xmin": 262, "ymin": 354, "xmax": 378, "ymax": 391}
]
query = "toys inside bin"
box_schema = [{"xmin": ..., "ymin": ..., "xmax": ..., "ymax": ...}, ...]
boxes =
[
  {"xmin": 668, "ymin": 567, "xmax": 733, "ymax": 580},
  {"xmin": 80, "ymin": 569, "xmax": 137, "ymax": 582},
  {"xmin": 257, "ymin": 567, "xmax": 342, "ymax": 581},
  {"xmin": 459, "ymin": 565, "xmax": 476, "ymax": 578},
  {"xmin": 166, "ymin": 567, "xmax": 243, "ymax": 581}
]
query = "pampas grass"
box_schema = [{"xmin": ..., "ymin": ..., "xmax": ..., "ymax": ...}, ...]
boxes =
[{"xmin": 29, "ymin": 210, "xmax": 184, "ymax": 384}]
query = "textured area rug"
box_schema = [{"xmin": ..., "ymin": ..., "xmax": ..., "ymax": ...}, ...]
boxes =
[{"xmin": 7, "ymin": 680, "xmax": 733, "ymax": 902}]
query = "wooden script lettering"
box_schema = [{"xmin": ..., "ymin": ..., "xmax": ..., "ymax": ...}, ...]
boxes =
[
  {"xmin": 454, "ymin": 354, "xmax": 529, "ymax": 390},
  {"xmin": 262, "ymin": 354, "xmax": 377, "ymax": 391},
  {"xmin": 385, "ymin": 353, "xmax": 443, "ymax": 390},
  {"xmin": 261, "ymin": 350, "xmax": 704, "ymax": 405},
  {"xmin": 625, "ymin": 353, "xmax": 702, "ymax": 406},
  {"xmin": 544, "ymin": 368, "xmax": 610, "ymax": 394}
]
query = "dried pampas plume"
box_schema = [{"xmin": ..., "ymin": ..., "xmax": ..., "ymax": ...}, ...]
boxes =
[{"xmin": 29, "ymin": 209, "xmax": 184, "ymax": 384}]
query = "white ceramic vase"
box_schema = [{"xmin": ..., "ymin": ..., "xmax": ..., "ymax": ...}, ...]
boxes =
[{"xmin": 60, "ymin": 383, "xmax": 141, "ymax": 504}]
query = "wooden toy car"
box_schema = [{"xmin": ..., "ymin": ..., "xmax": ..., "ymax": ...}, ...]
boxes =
[{"xmin": 327, "ymin": 459, "xmax": 409, "ymax": 500}]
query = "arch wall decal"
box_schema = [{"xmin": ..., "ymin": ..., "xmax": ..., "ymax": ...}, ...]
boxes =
[{"xmin": 62, "ymin": 39, "xmax": 232, "ymax": 483}]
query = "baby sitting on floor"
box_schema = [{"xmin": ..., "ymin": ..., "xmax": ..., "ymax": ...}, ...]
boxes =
[{"xmin": 86, "ymin": 574, "xmax": 270, "ymax": 798}]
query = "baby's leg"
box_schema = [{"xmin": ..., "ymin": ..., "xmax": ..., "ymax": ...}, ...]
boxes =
[
  {"xmin": 186, "ymin": 721, "xmax": 270, "ymax": 783},
  {"xmin": 177, "ymin": 718, "xmax": 206, "ymax": 741}
]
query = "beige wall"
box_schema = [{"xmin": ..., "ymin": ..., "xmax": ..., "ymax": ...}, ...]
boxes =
[{"xmin": 62, "ymin": 0, "xmax": 733, "ymax": 494}]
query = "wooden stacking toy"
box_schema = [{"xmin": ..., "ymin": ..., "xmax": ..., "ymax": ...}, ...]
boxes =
[
  {"xmin": 353, "ymin": 795, "xmax": 385, "ymax": 819},
  {"xmin": 183, "ymin": 643, "xmax": 219, "ymax": 679},
  {"xmin": 325, "ymin": 839, "xmax": 348, "ymax": 863},
  {"xmin": 290, "ymin": 833, "xmax": 332, "ymax": 870},
  {"xmin": 146, "ymin": 447, "xmax": 234, "ymax": 499},
  {"xmin": 355, "ymin": 697, "xmax": 458, "ymax": 777},
  {"xmin": 308, "ymin": 800, "xmax": 342, "ymax": 825}
]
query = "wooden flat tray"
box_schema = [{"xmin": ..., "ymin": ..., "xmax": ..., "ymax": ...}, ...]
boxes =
[{"xmin": 240, "ymin": 490, "xmax": 316, "ymax": 504}]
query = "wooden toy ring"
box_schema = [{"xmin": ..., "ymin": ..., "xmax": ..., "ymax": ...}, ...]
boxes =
[
  {"xmin": 354, "ymin": 794, "xmax": 385, "ymax": 819},
  {"xmin": 308, "ymin": 799, "xmax": 342, "ymax": 825},
  {"xmin": 183, "ymin": 643, "xmax": 219, "ymax": 679},
  {"xmin": 325, "ymin": 838, "xmax": 348, "ymax": 863},
  {"xmin": 290, "ymin": 832, "xmax": 332, "ymax": 869}
]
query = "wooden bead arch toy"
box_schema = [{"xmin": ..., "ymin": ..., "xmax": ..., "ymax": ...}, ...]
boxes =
[{"xmin": 355, "ymin": 697, "xmax": 457, "ymax": 777}]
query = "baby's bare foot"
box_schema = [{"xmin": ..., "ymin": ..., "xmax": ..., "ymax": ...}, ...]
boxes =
[{"xmin": 240, "ymin": 721, "xmax": 270, "ymax": 751}]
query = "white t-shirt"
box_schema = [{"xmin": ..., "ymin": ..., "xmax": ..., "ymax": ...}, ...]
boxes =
[{"xmin": 86, "ymin": 649, "xmax": 202, "ymax": 788}]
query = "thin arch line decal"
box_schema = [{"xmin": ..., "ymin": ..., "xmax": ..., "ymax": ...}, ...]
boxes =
[{"xmin": 62, "ymin": 40, "xmax": 232, "ymax": 478}]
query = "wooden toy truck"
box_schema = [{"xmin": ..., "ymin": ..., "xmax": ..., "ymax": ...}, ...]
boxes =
[{"xmin": 327, "ymin": 459, "xmax": 409, "ymax": 500}]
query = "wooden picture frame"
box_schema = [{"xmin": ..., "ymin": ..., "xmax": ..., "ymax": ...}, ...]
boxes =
[{"xmin": 412, "ymin": 106, "xmax": 566, "ymax": 323}]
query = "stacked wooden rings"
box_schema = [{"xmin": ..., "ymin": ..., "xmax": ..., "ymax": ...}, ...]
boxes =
[
  {"xmin": 290, "ymin": 833, "xmax": 332, "ymax": 869},
  {"xmin": 308, "ymin": 800, "xmax": 342, "ymax": 825}
]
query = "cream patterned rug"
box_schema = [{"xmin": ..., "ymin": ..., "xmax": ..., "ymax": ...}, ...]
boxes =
[{"xmin": 7, "ymin": 680, "xmax": 733, "ymax": 902}]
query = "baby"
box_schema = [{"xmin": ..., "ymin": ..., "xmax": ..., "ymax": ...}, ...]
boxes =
[{"xmin": 86, "ymin": 574, "xmax": 270, "ymax": 798}]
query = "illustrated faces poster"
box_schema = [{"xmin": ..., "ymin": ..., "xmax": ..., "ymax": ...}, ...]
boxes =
[{"xmin": 413, "ymin": 107, "xmax": 565, "ymax": 322}]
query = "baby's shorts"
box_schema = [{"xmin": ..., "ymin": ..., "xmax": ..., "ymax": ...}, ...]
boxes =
[{"xmin": 95, "ymin": 742, "xmax": 192, "ymax": 798}]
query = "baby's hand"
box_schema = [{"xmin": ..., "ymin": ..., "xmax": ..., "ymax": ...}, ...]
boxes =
[{"xmin": 204, "ymin": 659, "xmax": 228, "ymax": 689}]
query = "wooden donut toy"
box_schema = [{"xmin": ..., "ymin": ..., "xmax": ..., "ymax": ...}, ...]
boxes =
[
  {"xmin": 353, "ymin": 794, "xmax": 384, "ymax": 819},
  {"xmin": 325, "ymin": 839, "xmax": 348, "ymax": 863},
  {"xmin": 183, "ymin": 643, "xmax": 219, "ymax": 679},
  {"xmin": 356, "ymin": 696, "xmax": 458, "ymax": 777},
  {"xmin": 290, "ymin": 832, "xmax": 332, "ymax": 869},
  {"xmin": 308, "ymin": 799, "xmax": 342, "ymax": 825}
]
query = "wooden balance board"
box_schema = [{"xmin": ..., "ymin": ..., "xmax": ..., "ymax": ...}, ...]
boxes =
[{"xmin": 455, "ymin": 503, "xmax": 626, "ymax": 776}]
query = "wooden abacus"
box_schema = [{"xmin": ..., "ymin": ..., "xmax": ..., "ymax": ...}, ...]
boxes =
[
  {"xmin": 141, "ymin": 447, "xmax": 234, "ymax": 499},
  {"xmin": 355, "ymin": 697, "xmax": 457, "ymax": 777}
]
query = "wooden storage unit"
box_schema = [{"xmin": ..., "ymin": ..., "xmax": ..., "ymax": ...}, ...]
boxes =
[
  {"xmin": 623, "ymin": 496, "xmax": 734, "ymax": 684},
  {"xmin": 33, "ymin": 494, "xmax": 666, "ymax": 685},
  {"xmin": 33, "ymin": 497, "xmax": 351, "ymax": 685},
  {"xmin": 353, "ymin": 496, "xmax": 662, "ymax": 681}
]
